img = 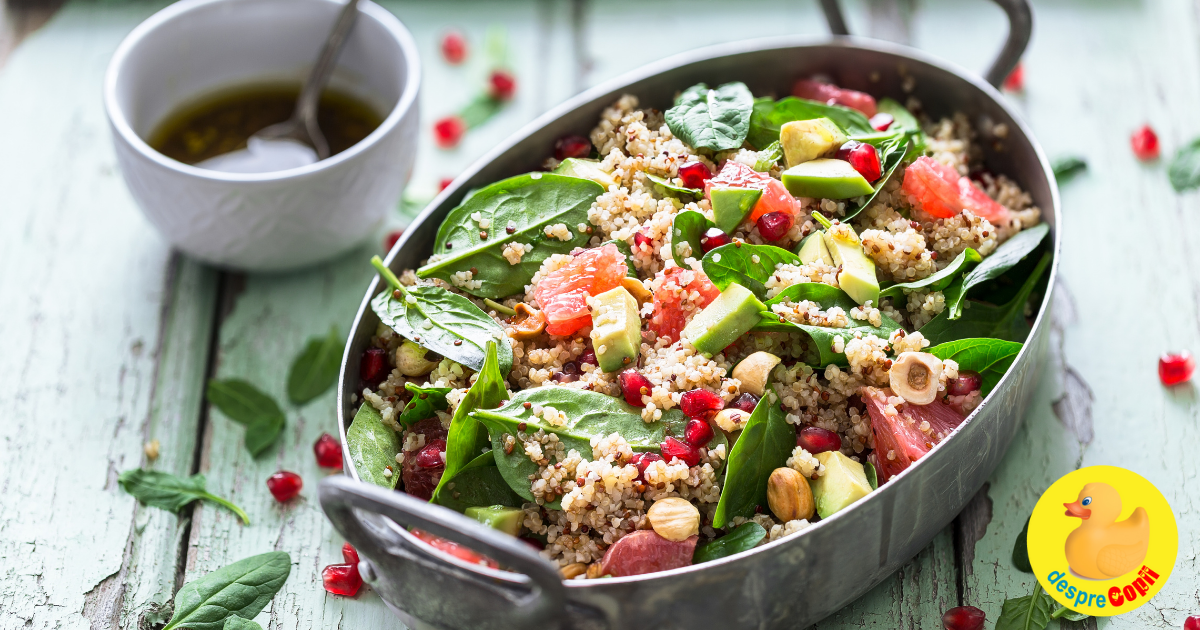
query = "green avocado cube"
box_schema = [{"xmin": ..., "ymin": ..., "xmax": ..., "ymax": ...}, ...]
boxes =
[
  {"xmin": 821, "ymin": 224, "xmax": 879, "ymax": 306},
  {"xmin": 796, "ymin": 232, "xmax": 833, "ymax": 266},
  {"xmin": 682, "ymin": 282, "xmax": 767, "ymax": 356},
  {"xmin": 809, "ymin": 451, "xmax": 872, "ymax": 519},
  {"xmin": 710, "ymin": 186, "xmax": 763, "ymax": 234},
  {"xmin": 465, "ymin": 505, "xmax": 524, "ymax": 536},
  {"xmin": 554, "ymin": 158, "xmax": 617, "ymax": 190},
  {"xmin": 590, "ymin": 286, "xmax": 641, "ymax": 373},
  {"xmin": 781, "ymin": 159, "xmax": 875, "ymax": 200},
  {"xmin": 780, "ymin": 118, "xmax": 848, "ymax": 168}
]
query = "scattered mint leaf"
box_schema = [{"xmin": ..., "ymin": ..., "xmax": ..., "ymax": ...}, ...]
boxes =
[
  {"xmin": 162, "ymin": 552, "xmax": 291, "ymax": 630},
  {"xmin": 206, "ymin": 379, "xmax": 286, "ymax": 456},
  {"xmin": 286, "ymin": 326, "xmax": 343, "ymax": 405},
  {"xmin": 1051, "ymin": 156, "xmax": 1087, "ymax": 183}
]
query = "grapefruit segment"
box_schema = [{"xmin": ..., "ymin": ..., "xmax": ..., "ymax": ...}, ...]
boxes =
[
  {"xmin": 707, "ymin": 161, "xmax": 800, "ymax": 225},
  {"xmin": 902, "ymin": 156, "xmax": 1012, "ymax": 225},
  {"xmin": 648, "ymin": 267, "xmax": 719, "ymax": 343},
  {"xmin": 861, "ymin": 386, "xmax": 966, "ymax": 483},
  {"xmin": 534, "ymin": 244, "xmax": 627, "ymax": 337}
]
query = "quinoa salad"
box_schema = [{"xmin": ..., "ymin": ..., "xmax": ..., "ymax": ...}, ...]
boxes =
[{"xmin": 348, "ymin": 77, "xmax": 1051, "ymax": 579}]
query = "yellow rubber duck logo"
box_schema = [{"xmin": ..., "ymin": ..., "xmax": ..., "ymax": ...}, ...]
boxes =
[{"xmin": 1063, "ymin": 482, "xmax": 1149, "ymax": 580}]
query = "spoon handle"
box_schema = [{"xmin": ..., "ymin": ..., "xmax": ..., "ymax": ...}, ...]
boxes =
[{"xmin": 294, "ymin": 0, "xmax": 361, "ymax": 124}]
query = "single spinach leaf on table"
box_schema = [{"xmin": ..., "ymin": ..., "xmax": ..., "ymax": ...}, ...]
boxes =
[
  {"xmin": 205, "ymin": 379, "xmax": 285, "ymax": 457},
  {"xmin": 927, "ymin": 338, "xmax": 1023, "ymax": 396},
  {"xmin": 347, "ymin": 402, "xmax": 402, "ymax": 489},
  {"xmin": 1169, "ymin": 137, "xmax": 1200, "ymax": 192},
  {"xmin": 692, "ymin": 522, "xmax": 766, "ymax": 564},
  {"xmin": 162, "ymin": 551, "xmax": 291, "ymax": 630},
  {"xmin": 1051, "ymin": 156, "xmax": 1087, "ymax": 183},
  {"xmin": 754, "ymin": 282, "xmax": 902, "ymax": 368},
  {"xmin": 396, "ymin": 382, "xmax": 452, "ymax": 428},
  {"xmin": 713, "ymin": 390, "xmax": 793, "ymax": 528},
  {"xmin": 416, "ymin": 173, "xmax": 604, "ymax": 299},
  {"xmin": 371, "ymin": 256, "xmax": 514, "ymax": 375},
  {"xmin": 119, "ymin": 469, "xmax": 250, "ymax": 524},
  {"xmin": 878, "ymin": 248, "xmax": 982, "ymax": 301},
  {"xmin": 920, "ymin": 252, "xmax": 1051, "ymax": 346},
  {"xmin": 223, "ymin": 618, "xmax": 263, "ymax": 630},
  {"xmin": 665, "ymin": 81, "xmax": 754, "ymax": 152},
  {"xmin": 1011, "ymin": 515, "xmax": 1033, "ymax": 573},
  {"xmin": 433, "ymin": 451, "xmax": 525, "ymax": 513},
  {"xmin": 286, "ymin": 326, "xmax": 343, "ymax": 405},
  {"xmin": 994, "ymin": 583, "xmax": 1054, "ymax": 630},
  {"xmin": 842, "ymin": 135, "xmax": 911, "ymax": 221},
  {"xmin": 946, "ymin": 223, "xmax": 1049, "ymax": 318},
  {"xmin": 431, "ymin": 340, "xmax": 510, "ymax": 503},
  {"xmin": 701, "ymin": 242, "xmax": 801, "ymax": 300},
  {"xmin": 746, "ymin": 96, "xmax": 874, "ymax": 149},
  {"xmin": 1051, "ymin": 606, "xmax": 1089, "ymax": 622},
  {"xmin": 671, "ymin": 209, "xmax": 716, "ymax": 266},
  {"xmin": 646, "ymin": 173, "xmax": 701, "ymax": 198}
]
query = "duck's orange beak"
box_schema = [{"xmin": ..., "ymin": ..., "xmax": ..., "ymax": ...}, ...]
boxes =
[{"xmin": 1064, "ymin": 501, "xmax": 1091, "ymax": 519}]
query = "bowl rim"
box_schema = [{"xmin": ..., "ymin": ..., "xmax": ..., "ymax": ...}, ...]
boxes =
[{"xmin": 102, "ymin": 0, "xmax": 420, "ymax": 183}]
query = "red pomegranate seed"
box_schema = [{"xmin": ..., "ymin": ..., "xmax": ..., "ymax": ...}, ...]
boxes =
[
  {"xmin": 678, "ymin": 161, "xmax": 712, "ymax": 189},
  {"xmin": 680, "ymin": 389, "xmax": 724, "ymax": 420},
  {"xmin": 835, "ymin": 140, "xmax": 860, "ymax": 162},
  {"xmin": 322, "ymin": 563, "xmax": 363, "ymax": 596},
  {"xmin": 577, "ymin": 346, "xmax": 598, "ymax": 366},
  {"xmin": 619, "ymin": 370, "xmax": 652, "ymax": 407},
  {"xmin": 439, "ymin": 178, "xmax": 454, "ymax": 191},
  {"xmin": 314, "ymin": 433, "xmax": 343, "ymax": 468},
  {"xmin": 660, "ymin": 436, "xmax": 702, "ymax": 467},
  {"xmin": 629, "ymin": 451, "xmax": 663, "ymax": 481},
  {"xmin": 489, "ymin": 70, "xmax": 516, "ymax": 101},
  {"xmin": 684, "ymin": 418, "xmax": 715, "ymax": 447},
  {"xmin": 757, "ymin": 211, "xmax": 793, "ymax": 241},
  {"xmin": 520, "ymin": 536, "xmax": 545, "ymax": 550},
  {"xmin": 441, "ymin": 31, "xmax": 467, "ymax": 64},
  {"xmin": 699, "ymin": 227, "xmax": 732, "ymax": 253},
  {"xmin": 633, "ymin": 230, "xmax": 654, "ymax": 250},
  {"xmin": 342, "ymin": 542, "xmax": 360, "ymax": 565},
  {"xmin": 434, "ymin": 116, "xmax": 466, "ymax": 148},
  {"xmin": 360, "ymin": 347, "xmax": 387, "ymax": 387},
  {"xmin": 266, "ymin": 471, "xmax": 303, "ymax": 502},
  {"xmin": 942, "ymin": 605, "xmax": 986, "ymax": 630},
  {"xmin": 383, "ymin": 229, "xmax": 404, "ymax": 252},
  {"xmin": 869, "ymin": 112, "xmax": 894, "ymax": 131},
  {"xmin": 1131, "ymin": 124, "xmax": 1160, "ymax": 161},
  {"xmin": 1159, "ymin": 351, "xmax": 1195, "ymax": 386},
  {"xmin": 847, "ymin": 142, "xmax": 882, "ymax": 182},
  {"xmin": 415, "ymin": 439, "xmax": 447, "ymax": 468},
  {"xmin": 947, "ymin": 371, "xmax": 983, "ymax": 396},
  {"xmin": 1184, "ymin": 616, "xmax": 1200, "ymax": 630},
  {"xmin": 554, "ymin": 135, "xmax": 592, "ymax": 161},
  {"xmin": 796, "ymin": 427, "xmax": 842, "ymax": 454},
  {"xmin": 1003, "ymin": 62, "xmax": 1024, "ymax": 92},
  {"xmin": 731, "ymin": 392, "xmax": 759, "ymax": 413}
]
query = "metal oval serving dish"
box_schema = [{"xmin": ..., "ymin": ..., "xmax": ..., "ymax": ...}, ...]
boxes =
[{"xmin": 321, "ymin": 3, "xmax": 1059, "ymax": 628}]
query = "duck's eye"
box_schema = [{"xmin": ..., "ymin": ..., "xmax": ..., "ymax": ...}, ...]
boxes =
[{"xmin": 1082, "ymin": 497, "xmax": 1092, "ymax": 506}]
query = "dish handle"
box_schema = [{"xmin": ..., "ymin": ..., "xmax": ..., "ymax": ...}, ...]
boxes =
[
  {"xmin": 319, "ymin": 475, "xmax": 569, "ymax": 628},
  {"xmin": 817, "ymin": 0, "xmax": 1032, "ymax": 88}
]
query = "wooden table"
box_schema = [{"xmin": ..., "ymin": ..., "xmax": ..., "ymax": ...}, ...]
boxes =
[{"xmin": 1, "ymin": 0, "xmax": 1196, "ymax": 628}]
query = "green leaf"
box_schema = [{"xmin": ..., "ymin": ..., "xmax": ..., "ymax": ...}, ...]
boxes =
[
  {"xmin": 994, "ymin": 584, "xmax": 1054, "ymax": 630},
  {"xmin": 927, "ymin": 338, "xmax": 1023, "ymax": 396},
  {"xmin": 842, "ymin": 135, "xmax": 910, "ymax": 221},
  {"xmin": 948, "ymin": 223, "xmax": 1049, "ymax": 319},
  {"xmin": 665, "ymin": 81, "xmax": 754, "ymax": 151},
  {"xmin": 432, "ymin": 340, "xmax": 510, "ymax": 503},
  {"xmin": 701, "ymin": 242, "xmax": 802, "ymax": 299},
  {"xmin": 876, "ymin": 98, "xmax": 920, "ymax": 136},
  {"xmin": 671, "ymin": 209, "xmax": 716, "ymax": 267},
  {"xmin": 1011, "ymin": 515, "xmax": 1033, "ymax": 573},
  {"xmin": 433, "ymin": 451, "xmax": 525, "ymax": 513},
  {"xmin": 205, "ymin": 379, "xmax": 286, "ymax": 456},
  {"xmin": 864, "ymin": 461, "xmax": 879, "ymax": 490},
  {"xmin": 713, "ymin": 391, "xmax": 794, "ymax": 528},
  {"xmin": 646, "ymin": 173, "xmax": 701, "ymax": 198},
  {"xmin": 222, "ymin": 617, "xmax": 263, "ymax": 630},
  {"xmin": 346, "ymin": 402, "xmax": 401, "ymax": 489},
  {"xmin": 416, "ymin": 173, "xmax": 604, "ymax": 299},
  {"xmin": 754, "ymin": 141, "xmax": 783, "ymax": 172},
  {"xmin": 879, "ymin": 248, "xmax": 982, "ymax": 301},
  {"xmin": 920, "ymin": 251, "xmax": 1051, "ymax": 346},
  {"xmin": 754, "ymin": 282, "xmax": 902, "ymax": 368},
  {"xmin": 692, "ymin": 522, "xmax": 766, "ymax": 564},
  {"xmin": 1051, "ymin": 156, "xmax": 1087, "ymax": 183},
  {"xmin": 746, "ymin": 96, "xmax": 873, "ymax": 149},
  {"xmin": 161, "ymin": 552, "xmax": 291, "ymax": 630},
  {"xmin": 285, "ymin": 326, "xmax": 343, "ymax": 405},
  {"xmin": 1169, "ymin": 137, "xmax": 1200, "ymax": 192},
  {"xmin": 1050, "ymin": 606, "xmax": 1089, "ymax": 621},
  {"xmin": 396, "ymin": 383, "xmax": 452, "ymax": 428},
  {"xmin": 119, "ymin": 469, "xmax": 250, "ymax": 524}
]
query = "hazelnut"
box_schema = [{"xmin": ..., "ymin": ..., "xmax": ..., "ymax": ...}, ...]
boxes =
[
  {"xmin": 646, "ymin": 497, "xmax": 700, "ymax": 542},
  {"xmin": 713, "ymin": 408, "xmax": 751, "ymax": 433},
  {"xmin": 732, "ymin": 351, "xmax": 781, "ymax": 396},
  {"xmin": 396, "ymin": 341, "xmax": 438, "ymax": 376},
  {"xmin": 889, "ymin": 352, "xmax": 944, "ymax": 405},
  {"xmin": 621, "ymin": 276, "xmax": 652, "ymax": 306},
  {"xmin": 560, "ymin": 563, "xmax": 587, "ymax": 579},
  {"xmin": 508, "ymin": 303, "xmax": 546, "ymax": 340},
  {"xmin": 586, "ymin": 561, "xmax": 605, "ymax": 579},
  {"xmin": 766, "ymin": 467, "xmax": 815, "ymax": 522}
]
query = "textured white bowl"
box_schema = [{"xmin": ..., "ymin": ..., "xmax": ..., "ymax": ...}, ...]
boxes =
[{"xmin": 105, "ymin": 0, "xmax": 420, "ymax": 271}]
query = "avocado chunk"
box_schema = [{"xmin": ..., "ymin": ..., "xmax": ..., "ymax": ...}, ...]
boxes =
[
  {"xmin": 710, "ymin": 186, "xmax": 763, "ymax": 234},
  {"xmin": 809, "ymin": 451, "xmax": 872, "ymax": 519},
  {"xmin": 465, "ymin": 505, "xmax": 524, "ymax": 536},
  {"xmin": 554, "ymin": 158, "xmax": 618, "ymax": 190},
  {"xmin": 780, "ymin": 118, "xmax": 848, "ymax": 168},
  {"xmin": 589, "ymin": 286, "xmax": 641, "ymax": 372},
  {"xmin": 796, "ymin": 232, "xmax": 833, "ymax": 266},
  {"xmin": 682, "ymin": 282, "xmax": 767, "ymax": 356},
  {"xmin": 821, "ymin": 223, "xmax": 880, "ymax": 306},
  {"xmin": 781, "ymin": 159, "xmax": 875, "ymax": 199}
]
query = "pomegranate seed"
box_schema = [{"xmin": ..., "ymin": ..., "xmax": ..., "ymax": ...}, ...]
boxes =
[
  {"xmin": 629, "ymin": 452, "xmax": 663, "ymax": 481},
  {"xmin": 941, "ymin": 605, "xmax": 985, "ymax": 630},
  {"xmin": 520, "ymin": 536, "xmax": 545, "ymax": 550},
  {"xmin": 383, "ymin": 229, "xmax": 404, "ymax": 252},
  {"xmin": 757, "ymin": 211, "xmax": 793, "ymax": 241},
  {"xmin": 660, "ymin": 436, "xmax": 702, "ymax": 467},
  {"xmin": 1159, "ymin": 351, "xmax": 1195, "ymax": 386},
  {"xmin": 677, "ymin": 161, "xmax": 712, "ymax": 189},
  {"xmin": 633, "ymin": 230, "xmax": 653, "ymax": 250},
  {"xmin": 322, "ymin": 563, "xmax": 363, "ymax": 596},
  {"xmin": 434, "ymin": 116, "xmax": 466, "ymax": 148},
  {"xmin": 415, "ymin": 439, "xmax": 447, "ymax": 468},
  {"xmin": 700, "ymin": 227, "xmax": 732, "ymax": 253},
  {"xmin": 835, "ymin": 140, "xmax": 861, "ymax": 162},
  {"xmin": 489, "ymin": 70, "xmax": 516, "ymax": 101},
  {"xmin": 680, "ymin": 389, "xmax": 724, "ymax": 420},
  {"xmin": 554, "ymin": 135, "xmax": 592, "ymax": 161},
  {"xmin": 360, "ymin": 347, "xmax": 387, "ymax": 387},
  {"xmin": 684, "ymin": 418, "xmax": 715, "ymax": 447},
  {"xmin": 551, "ymin": 370, "xmax": 578, "ymax": 384},
  {"xmin": 266, "ymin": 471, "xmax": 303, "ymax": 502},
  {"xmin": 577, "ymin": 347, "xmax": 598, "ymax": 366},
  {"xmin": 869, "ymin": 113, "xmax": 894, "ymax": 131},
  {"xmin": 314, "ymin": 433, "xmax": 343, "ymax": 468},
  {"xmin": 440, "ymin": 31, "xmax": 467, "ymax": 64},
  {"xmin": 1131, "ymin": 124, "xmax": 1160, "ymax": 161},
  {"xmin": 1184, "ymin": 616, "xmax": 1200, "ymax": 630},
  {"xmin": 342, "ymin": 542, "xmax": 360, "ymax": 565},
  {"xmin": 796, "ymin": 427, "xmax": 842, "ymax": 454},
  {"xmin": 731, "ymin": 392, "xmax": 759, "ymax": 413},
  {"xmin": 947, "ymin": 371, "xmax": 982, "ymax": 396},
  {"xmin": 847, "ymin": 143, "xmax": 882, "ymax": 182},
  {"xmin": 1002, "ymin": 62, "xmax": 1024, "ymax": 92},
  {"xmin": 438, "ymin": 178, "xmax": 454, "ymax": 191},
  {"xmin": 619, "ymin": 370, "xmax": 652, "ymax": 407}
]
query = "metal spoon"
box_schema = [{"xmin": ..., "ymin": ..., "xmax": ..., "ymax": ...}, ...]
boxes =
[{"xmin": 199, "ymin": 0, "xmax": 360, "ymax": 173}]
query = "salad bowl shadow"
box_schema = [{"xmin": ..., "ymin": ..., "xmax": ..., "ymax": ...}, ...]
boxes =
[{"xmin": 320, "ymin": 1, "xmax": 1058, "ymax": 628}]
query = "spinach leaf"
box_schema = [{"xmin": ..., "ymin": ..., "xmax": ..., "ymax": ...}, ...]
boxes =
[
  {"xmin": 864, "ymin": 461, "xmax": 879, "ymax": 490},
  {"xmin": 713, "ymin": 391, "xmax": 793, "ymax": 528},
  {"xmin": 692, "ymin": 522, "xmax": 766, "ymax": 564},
  {"xmin": 876, "ymin": 98, "xmax": 920, "ymax": 136},
  {"xmin": 746, "ymin": 96, "xmax": 873, "ymax": 149},
  {"xmin": 927, "ymin": 338, "xmax": 1023, "ymax": 396},
  {"xmin": 994, "ymin": 584, "xmax": 1054, "ymax": 630},
  {"xmin": 205, "ymin": 379, "xmax": 285, "ymax": 457},
  {"xmin": 1169, "ymin": 137, "xmax": 1200, "ymax": 192},
  {"xmin": 286, "ymin": 326, "xmax": 343, "ymax": 405},
  {"xmin": 119, "ymin": 469, "xmax": 249, "ymax": 525},
  {"xmin": 754, "ymin": 141, "xmax": 783, "ymax": 172},
  {"xmin": 843, "ymin": 135, "xmax": 910, "ymax": 221},
  {"xmin": 432, "ymin": 340, "xmax": 509, "ymax": 503},
  {"xmin": 162, "ymin": 552, "xmax": 291, "ymax": 630},
  {"xmin": 879, "ymin": 248, "xmax": 982, "ymax": 301},
  {"xmin": 754, "ymin": 282, "xmax": 902, "ymax": 368},
  {"xmin": 665, "ymin": 82, "xmax": 754, "ymax": 152},
  {"xmin": 416, "ymin": 173, "xmax": 604, "ymax": 299},
  {"xmin": 671, "ymin": 209, "xmax": 715, "ymax": 266},
  {"xmin": 396, "ymin": 382, "xmax": 451, "ymax": 428},
  {"xmin": 371, "ymin": 256, "xmax": 513, "ymax": 375},
  {"xmin": 1011, "ymin": 515, "xmax": 1032, "ymax": 573},
  {"xmin": 1051, "ymin": 156, "xmax": 1087, "ymax": 183},
  {"xmin": 701, "ymin": 242, "xmax": 801, "ymax": 299},
  {"xmin": 433, "ymin": 451, "xmax": 524, "ymax": 513},
  {"xmin": 947, "ymin": 223, "xmax": 1049, "ymax": 318},
  {"xmin": 646, "ymin": 173, "xmax": 701, "ymax": 198},
  {"xmin": 920, "ymin": 252, "xmax": 1051, "ymax": 346},
  {"xmin": 223, "ymin": 618, "xmax": 262, "ymax": 630},
  {"xmin": 1051, "ymin": 606, "xmax": 1089, "ymax": 622},
  {"xmin": 346, "ymin": 402, "xmax": 401, "ymax": 489}
]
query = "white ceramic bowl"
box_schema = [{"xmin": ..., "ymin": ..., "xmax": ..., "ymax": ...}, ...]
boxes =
[{"xmin": 105, "ymin": 0, "xmax": 420, "ymax": 271}]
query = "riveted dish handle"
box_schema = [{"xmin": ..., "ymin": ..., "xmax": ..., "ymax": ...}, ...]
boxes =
[
  {"xmin": 817, "ymin": 0, "xmax": 1032, "ymax": 88},
  {"xmin": 319, "ymin": 476, "xmax": 569, "ymax": 628}
]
